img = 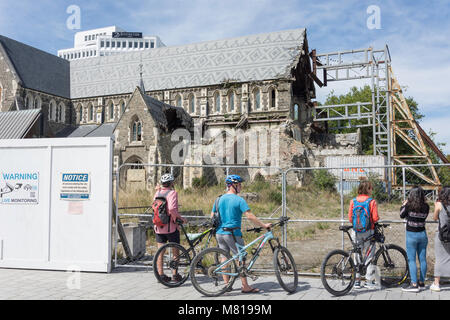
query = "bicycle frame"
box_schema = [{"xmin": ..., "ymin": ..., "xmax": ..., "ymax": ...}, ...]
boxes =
[
  {"xmin": 213, "ymin": 230, "xmax": 278, "ymax": 277},
  {"xmin": 179, "ymin": 223, "xmax": 215, "ymax": 254}
]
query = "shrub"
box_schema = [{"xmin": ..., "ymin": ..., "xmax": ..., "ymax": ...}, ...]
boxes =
[
  {"xmin": 192, "ymin": 176, "xmax": 208, "ymax": 189},
  {"xmin": 268, "ymin": 190, "xmax": 282, "ymax": 204},
  {"xmin": 312, "ymin": 170, "xmax": 337, "ymax": 192}
]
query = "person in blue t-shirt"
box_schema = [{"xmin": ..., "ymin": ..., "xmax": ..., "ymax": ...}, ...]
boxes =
[{"xmin": 211, "ymin": 174, "xmax": 271, "ymax": 294}]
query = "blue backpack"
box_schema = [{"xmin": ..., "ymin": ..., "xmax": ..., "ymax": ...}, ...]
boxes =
[{"xmin": 352, "ymin": 198, "xmax": 372, "ymax": 233}]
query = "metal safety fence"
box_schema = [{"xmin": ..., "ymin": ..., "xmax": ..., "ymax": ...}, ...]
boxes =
[{"xmin": 113, "ymin": 162, "xmax": 450, "ymax": 277}]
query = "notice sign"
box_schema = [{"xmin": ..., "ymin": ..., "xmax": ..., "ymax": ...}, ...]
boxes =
[
  {"xmin": 60, "ymin": 173, "xmax": 91, "ymax": 200},
  {"xmin": 0, "ymin": 172, "xmax": 39, "ymax": 205}
]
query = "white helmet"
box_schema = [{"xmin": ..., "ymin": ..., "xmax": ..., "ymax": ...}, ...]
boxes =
[{"xmin": 160, "ymin": 173, "xmax": 175, "ymax": 184}]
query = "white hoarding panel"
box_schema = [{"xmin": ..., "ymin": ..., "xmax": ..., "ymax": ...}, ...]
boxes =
[
  {"xmin": 325, "ymin": 155, "xmax": 387, "ymax": 180},
  {"xmin": 0, "ymin": 137, "xmax": 113, "ymax": 273}
]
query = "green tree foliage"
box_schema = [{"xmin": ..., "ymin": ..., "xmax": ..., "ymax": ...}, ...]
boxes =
[{"xmin": 324, "ymin": 85, "xmax": 422, "ymax": 154}]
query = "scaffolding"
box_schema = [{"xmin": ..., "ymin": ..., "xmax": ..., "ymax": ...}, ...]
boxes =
[{"xmin": 310, "ymin": 46, "xmax": 447, "ymax": 191}]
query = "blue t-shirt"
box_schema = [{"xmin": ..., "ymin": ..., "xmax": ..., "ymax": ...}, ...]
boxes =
[{"xmin": 212, "ymin": 194, "xmax": 250, "ymax": 237}]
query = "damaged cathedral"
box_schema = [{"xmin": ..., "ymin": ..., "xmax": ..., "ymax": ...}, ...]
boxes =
[{"xmin": 0, "ymin": 27, "xmax": 361, "ymax": 188}]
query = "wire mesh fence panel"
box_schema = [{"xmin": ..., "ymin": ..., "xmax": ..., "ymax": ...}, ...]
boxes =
[{"xmin": 114, "ymin": 162, "xmax": 450, "ymax": 276}]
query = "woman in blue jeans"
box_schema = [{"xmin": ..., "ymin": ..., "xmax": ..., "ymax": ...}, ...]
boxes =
[{"xmin": 400, "ymin": 186, "xmax": 429, "ymax": 292}]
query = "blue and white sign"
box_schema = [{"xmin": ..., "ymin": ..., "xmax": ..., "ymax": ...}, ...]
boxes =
[
  {"xmin": 0, "ymin": 172, "xmax": 39, "ymax": 205},
  {"xmin": 60, "ymin": 173, "xmax": 91, "ymax": 200}
]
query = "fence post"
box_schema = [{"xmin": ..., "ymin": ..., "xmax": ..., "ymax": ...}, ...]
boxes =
[
  {"xmin": 402, "ymin": 167, "xmax": 406, "ymax": 202},
  {"xmin": 340, "ymin": 168, "xmax": 344, "ymax": 250},
  {"xmin": 114, "ymin": 166, "xmax": 120, "ymax": 268},
  {"xmin": 282, "ymin": 170, "xmax": 287, "ymax": 248}
]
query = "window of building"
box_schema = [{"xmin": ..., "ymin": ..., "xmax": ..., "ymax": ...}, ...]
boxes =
[
  {"xmin": 89, "ymin": 104, "xmax": 94, "ymax": 122},
  {"xmin": 121, "ymin": 101, "xmax": 126, "ymax": 114},
  {"xmin": 134, "ymin": 42, "xmax": 138, "ymax": 48},
  {"xmin": 214, "ymin": 92, "xmax": 221, "ymax": 113},
  {"xmin": 109, "ymin": 102, "xmax": 114, "ymax": 120},
  {"xmin": 270, "ymin": 88, "xmax": 277, "ymax": 109},
  {"xmin": 77, "ymin": 105, "xmax": 83, "ymax": 123},
  {"xmin": 175, "ymin": 95, "xmax": 182, "ymax": 108},
  {"xmin": 228, "ymin": 91, "xmax": 235, "ymax": 112},
  {"xmin": 85, "ymin": 36, "xmax": 88, "ymax": 41},
  {"xmin": 132, "ymin": 119, "xmax": 142, "ymax": 142},
  {"xmin": 145, "ymin": 41, "xmax": 149, "ymax": 48},
  {"xmin": 106, "ymin": 41, "xmax": 110, "ymax": 48},
  {"xmin": 128, "ymin": 41, "xmax": 132, "ymax": 48},
  {"xmin": 253, "ymin": 88, "xmax": 261, "ymax": 110},
  {"xmin": 151, "ymin": 41, "xmax": 154, "ymax": 48},
  {"xmin": 139, "ymin": 41, "xmax": 143, "ymax": 48},
  {"xmin": 48, "ymin": 100, "xmax": 56, "ymax": 120},
  {"xmin": 117, "ymin": 41, "xmax": 121, "ymax": 48},
  {"xmin": 122, "ymin": 41, "xmax": 126, "ymax": 48},
  {"xmin": 111, "ymin": 41, "xmax": 115, "ymax": 48},
  {"xmin": 189, "ymin": 94, "xmax": 195, "ymax": 113},
  {"xmin": 294, "ymin": 104, "xmax": 299, "ymax": 120},
  {"xmin": 101, "ymin": 41, "xmax": 105, "ymax": 48},
  {"xmin": 58, "ymin": 103, "xmax": 65, "ymax": 123},
  {"xmin": 34, "ymin": 96, "xmax": 41, "ymax": 109}
]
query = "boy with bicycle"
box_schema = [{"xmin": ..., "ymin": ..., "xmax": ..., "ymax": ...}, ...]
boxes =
[
  {"xmin": 348, "ymin": 179, "xmax": 380, "ymax": 289},
  {"xmin": 211, "ymin": 175, "xmax": 272, "ymax": 294}
]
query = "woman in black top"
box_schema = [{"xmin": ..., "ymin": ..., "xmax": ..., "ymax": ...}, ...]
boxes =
[{"xmin": 400, "ymin": 186, "xmax": 429, "ymax": 292}]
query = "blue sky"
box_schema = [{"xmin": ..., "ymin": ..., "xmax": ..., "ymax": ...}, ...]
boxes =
[{"xmin": 0, "ymin": 0, "xmax": 449, "ymax": 153}]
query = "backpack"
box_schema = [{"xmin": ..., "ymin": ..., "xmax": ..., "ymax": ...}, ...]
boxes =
[
  {"xmin": 438, "ymin": 205, "xmax": 450, "ymax": 243},
  {"xmin": 152, "ymin": 190, "xmax": 171, "ymax": 228},
  {"xmin": 352, "ymin": 198, "xmax": 372, "ymax": 233},
  {"xmin": 211, "ymin": 195, "xmax": 222, "ymax": 229}
]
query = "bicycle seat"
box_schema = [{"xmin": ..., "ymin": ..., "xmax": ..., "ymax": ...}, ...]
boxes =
[{"xmin": 339, "ymin": 225, "xmax": 353, "ymax": 232}]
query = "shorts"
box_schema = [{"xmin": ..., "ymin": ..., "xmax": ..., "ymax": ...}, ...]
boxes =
[
  {"xmin": 216, "ymin": 233, "xmax": 245, "ymax": 256},
  {"xmin": 155, "ymin": 230, "xmax": 180, "ymax": 244}
]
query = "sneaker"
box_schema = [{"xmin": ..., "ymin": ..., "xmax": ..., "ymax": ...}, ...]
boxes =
[
  {"xmin": 418, "ymin": 282, "xmax": 426, "ymax": 290},
  {"xmin": 365, "ymin": 281, "xmax": 381, "ymax": 290},
  {"xmin": 402, "ymin": 284, "xmax": 420, "ymax": 293},
  {"xmin": 354, "ymin": 281, "xmax": 363, "ymax": 289},
  {"xmin": 172, "ymin": 274, "xmax": 183, "ymax": 283},
  {"xmin": 430, "ymin": 283, "xmax": 441, "ymax": 292},
  {"xmin": 159, "ymin": 274, "xmax": 171, "ymax": 283}
]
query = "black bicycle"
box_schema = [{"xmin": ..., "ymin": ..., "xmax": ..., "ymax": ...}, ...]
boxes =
[
  {"xmin": 153, "ymin": 219, "xmax": 216, "ymax": 288},
  {"xmin": 320, "ymin": 223, "xmax": 409, "ymax": 296}
]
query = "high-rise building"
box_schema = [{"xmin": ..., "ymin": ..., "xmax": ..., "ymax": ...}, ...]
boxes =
[{"xmin": 57, "ymin": 26, "xmax": 165, "ymax": 60}]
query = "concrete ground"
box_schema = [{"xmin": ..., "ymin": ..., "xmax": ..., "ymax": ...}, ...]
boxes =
[{"xmin": 0, "ymin": 267, "xmax": 449, "ymax": 300}]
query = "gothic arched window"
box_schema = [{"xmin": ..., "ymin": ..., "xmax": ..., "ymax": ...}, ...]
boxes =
[
  {"xmin": 189, "ymin": 94, "xmax": 195, "ymax": 113},
  {"xmin": 131, "ymin": 118, "xmax": 142, "ymax": 142},
  {"xmin": 214, "ymin": 92, "xmax": 221, "ymax": 114},
  {"xmin": 228, "ymin": 91, "xmax": 235, "ymax": 112},
  {"xmin": 109, "ymin": 102, "xmax": 114, "ymax": 120}
]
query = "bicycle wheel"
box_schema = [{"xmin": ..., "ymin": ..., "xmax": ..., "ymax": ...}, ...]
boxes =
[
  {"xmin": 189, "ymin": 247, "xmax": 237, "ymax": 297},
  {"xmin": 273, "ymin": 246, "xmax": 298, "ymax": 293},
  {"xmin": 153, "ymin": 242, "xmax": 191, "ymax": 288},
  {"xmin": 320, "ymin": 249, "xmax": 356, "ymax": 296},
  {"xmin": 373, "ymin": 244, "xmax": 409, "ymax": 288}
]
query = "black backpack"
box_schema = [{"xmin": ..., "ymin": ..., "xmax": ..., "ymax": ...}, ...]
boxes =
[
  {"xmin": 438, "ymin": 205, "xmax": 450, "ymax": 243},
  {"xmin": 211, "ymin": 195, "xmax": 222, "ymax": 229}
]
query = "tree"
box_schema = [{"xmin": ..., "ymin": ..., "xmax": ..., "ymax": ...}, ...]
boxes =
[{"xmin": 323, "ymin": 85, "xmax": 423, "ymax": 154}]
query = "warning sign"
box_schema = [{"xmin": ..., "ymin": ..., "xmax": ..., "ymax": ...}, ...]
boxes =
[
  {"xmin": 60, "ymin": 173, "xmax": 91, "ymax": 200},
  {"xmin": 0, "ymin": 172, "xmax": 39, "ymax": 205}
]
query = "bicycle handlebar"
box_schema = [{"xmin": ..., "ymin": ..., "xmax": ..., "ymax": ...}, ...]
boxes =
[{"xmin": 246, "ymin": 217, "xmax": 290, "ymax": 233}]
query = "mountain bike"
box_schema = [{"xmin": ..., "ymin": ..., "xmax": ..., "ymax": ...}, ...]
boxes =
[
  {"xmin": 320, "ymin": 223, "xmax": 409, "ymax": 296},
  {"xmin": 189, "ymin": 216, "xmax": 298, "ymax": 297},
  {"xmin": 153, "ymin": 219, "xmax": 216, "ymax": 288}
]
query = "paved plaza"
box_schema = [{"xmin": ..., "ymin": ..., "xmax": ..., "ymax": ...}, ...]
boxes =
[{"xmin": 0, "ymin": 267, "xmax": 449, "ymax": 300}]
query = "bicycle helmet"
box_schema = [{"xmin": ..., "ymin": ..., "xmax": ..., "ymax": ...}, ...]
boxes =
[
  {"xmin": 225, "ymin": 174, "xmax": 244, "ymax": 185},
  {"xmin": 160, "ymin": 173, "xmax": 175, "ymax": 184}
]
